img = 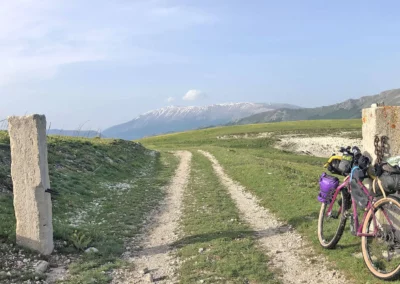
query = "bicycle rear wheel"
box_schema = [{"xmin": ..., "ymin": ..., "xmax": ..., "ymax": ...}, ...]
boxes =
[
  {"xmin": 361, "ymin": 196, "xmax": 400, "ymax": 280},
  {"xmin": 317, "ymin": 188, "xmax": 350, "ymax": 249}
]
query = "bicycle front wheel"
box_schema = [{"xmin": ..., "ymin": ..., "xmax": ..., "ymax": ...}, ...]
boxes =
[
  {"xmin": 361, "ymin": 196, "xmax": 400, "ymax": 280},
  {"xmin": 317, "ymin": 189, "xmax": 349, "ymax": 249}
]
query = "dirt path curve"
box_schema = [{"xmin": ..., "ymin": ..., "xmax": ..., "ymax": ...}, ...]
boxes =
[
  {"xmin": 199, "ymin": 150, "xmax": 350, "ymax": 284},
  {"xmin": 113, "ymin": 151, "xmax": 192, "ymax": 284}
]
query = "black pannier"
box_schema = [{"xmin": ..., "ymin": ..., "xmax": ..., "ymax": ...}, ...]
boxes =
[
  {"xmin": 372, "ymin": 163, "xmax": 400, "ymax": 196},
  {"xmin": 378, "ymin": 173, "xmax": 400, "ymax": 195}
]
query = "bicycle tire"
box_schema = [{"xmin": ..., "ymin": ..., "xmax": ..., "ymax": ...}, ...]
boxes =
[
  {"xmin": 361, "ymin": 196, "xmax": 400, "ymax": 280},
  {"xmin": 317, "ymin": 189, "xmax": 350, "ymax": 249}
]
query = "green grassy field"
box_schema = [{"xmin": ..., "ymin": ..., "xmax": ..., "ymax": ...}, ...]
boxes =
[
  {"xmin": 139, "ymin": 118, "xmax": 400, "ymax": 284},
  {"xmin": 140, "ymin": 119, "xmax": 361, "ymax": 149},
  {"xmin": 0, "ymin": 118, "xmax": 385, "ymax": 283},
  {"xmin": 0, "ymin": 131, "xmax": 178, "ymax": 283}
]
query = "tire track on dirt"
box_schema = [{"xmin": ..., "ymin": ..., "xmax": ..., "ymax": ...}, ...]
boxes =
[
  {"xmin": 199, "ymin": 150, "xmax": 350, "ymax": 284},
  {"xmin": 113, "ymin": 151, "xmax": 192, "ymax": 284}
]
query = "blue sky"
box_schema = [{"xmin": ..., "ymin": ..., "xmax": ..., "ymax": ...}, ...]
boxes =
[{"xmin": 1, "ymin": 0, "xmax": 400, "ymax": 130}]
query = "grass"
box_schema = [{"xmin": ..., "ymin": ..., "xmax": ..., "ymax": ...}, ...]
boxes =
[
  {"xmin": 0, "ymin": 131, "xmax": 178, "ymax": 283},
  {"xmin": 140, "ymin": 119, "xmax": 361, "ymax": 149},
  {"xmin": 176, "ymin": 152, "xmax": 278, "ymax": 283},
  {"xmin": 139, "ymin": 118, "xmax": 400, "ymax": 284}
]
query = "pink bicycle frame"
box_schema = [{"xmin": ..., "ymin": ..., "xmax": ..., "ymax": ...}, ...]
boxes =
[
  {"xmin": 326, "ymin": 176, "xmax": 349, "ymax": 217},
  {"xmin": 326, "ymin": 176, "xmax": 395, "ymax": 238}
]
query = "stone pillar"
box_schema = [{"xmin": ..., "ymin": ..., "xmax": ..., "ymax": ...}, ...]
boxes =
[
  {"xmin": 8, "ymin": 115, "xmax": 54, "ymax": 255},
  {"xmin": 362, "ymin": 106, "xmax": 400, "ymax": 163}
]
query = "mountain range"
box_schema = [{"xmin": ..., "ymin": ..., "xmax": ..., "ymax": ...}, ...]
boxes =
[
  {"xmin": 103, "ymin": 88, "xmax": 400, "ymax": 140},
  {"xmin": 48, "ymin": 129, "xmax": 103, "ymax": 138},
  {"xmin": 103, "ymin": 103, "xmax": 298, "ymax": 140},
  {"xmin": 0, "ymin": 126, "xmax": 103, "ymax": 138},
  {"xmin": 235, "ymin": 88, "xmax": 400, "ymax": 125}
]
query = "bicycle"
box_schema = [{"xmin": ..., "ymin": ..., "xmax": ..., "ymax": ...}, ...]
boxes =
[{"xmin": 317, "ymin": 168, "xmax": 400, "ymax": 280}]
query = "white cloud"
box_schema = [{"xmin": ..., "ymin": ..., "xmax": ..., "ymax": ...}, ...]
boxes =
[
  {"xmin": 0, "ymin": 0, "xmax": 216, "ymax": 87},
  {"xmin": 183, "ymin": 90, "xmax": 206, "ymax": 101},
  {"xmin": 166, "ymin": 97, "xmax": 175, "ymax": 103}
]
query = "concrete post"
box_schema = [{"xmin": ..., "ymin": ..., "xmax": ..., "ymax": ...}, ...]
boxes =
[
  {"xmin": 362, "ymin": 106, "xmax": 400, "ymax": 163},
  {"xmin": 8, "ymin": 115, "xmax": 54, "ymax": 255}
]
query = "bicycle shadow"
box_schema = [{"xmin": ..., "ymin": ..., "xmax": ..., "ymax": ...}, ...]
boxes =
[
  {"xmin": 287, "ymin": 212, "xmax": 319, "ymax": 228},
  {"xmin": 336, "ymin": 243, "xmax": 359, "ymax": 250}
]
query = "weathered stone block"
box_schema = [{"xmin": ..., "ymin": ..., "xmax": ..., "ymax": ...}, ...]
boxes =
[
  {"xmin": 362, "ymin": 106, "xmax": 400, "ymax": 163},
  {"xmin": 8, "ymin": 115, "xmax": 53, "ymax": 255}
]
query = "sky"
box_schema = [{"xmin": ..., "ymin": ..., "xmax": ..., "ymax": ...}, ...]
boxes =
[{"xmin": 1, "ymin": 0, "xmax": 400, "ymax": 130}]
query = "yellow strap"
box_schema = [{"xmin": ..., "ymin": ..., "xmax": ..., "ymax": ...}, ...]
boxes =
[
  {"xmin": 367, "ymin": 166, "xmax": 376, "ymax": 180},
  {"xmin": 327, "ymin": 155, "xmax": 343, "ymax": 163},
  {"xmin": 324, "ymin": 155, "xmax": 343, "ymax": 168}
]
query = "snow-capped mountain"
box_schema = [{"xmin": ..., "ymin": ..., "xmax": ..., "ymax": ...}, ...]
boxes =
[{"xmin": 103, "ymin": 102, "xmax": 299, "ymax": 139}]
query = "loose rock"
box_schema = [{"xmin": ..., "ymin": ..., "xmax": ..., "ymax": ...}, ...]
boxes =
[
  {"xmin": 35, "ymin": 260, "xmax": 49, "ymax": 274},
  {"xmin": 142, "ymin": 268, "xmax": 149, "ymax": 275},
  {"xmin": 146, "ymin": 273, "xmax": 154, "ymax": 282},
  {"xmin": 85, "ymin": 247, "xmax": 99, "ymax": 254}
]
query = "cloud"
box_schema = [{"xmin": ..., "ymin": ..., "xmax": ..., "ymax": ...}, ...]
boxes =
[
  {"xmin": 0, "ymin": 0, "xmax": 216, "ymax": 87},
  {"xmin": 183, "ymin": 90, "xmax": 206, "ymax": 101},
  {"xmin": 0, "ymin": 1, "xmax": 106, "ymax": 85},
  {"xmin": 166, "ymin": 97, "xmax": 175, "ymax": 103}
]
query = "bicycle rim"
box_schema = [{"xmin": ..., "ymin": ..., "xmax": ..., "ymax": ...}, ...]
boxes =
[
  {"xmin": 318, "ymin": 190, "xmax": 348, "ymax": 249},
  {"xmin": 361, "ymin": 197, "xmax": 400, "ymax": 280}
]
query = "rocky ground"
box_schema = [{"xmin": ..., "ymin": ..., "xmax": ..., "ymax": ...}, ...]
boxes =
[
  {"xmin": 274, "ymin": 135, "xmax": 363, "ymax": 157},
  {"xmin": 216, "ymin": 131, "xmax": 363, "ymax": 158},
  {"xmin": 0, "ymin": 240, "xmax": 75, "ymax": 284}
]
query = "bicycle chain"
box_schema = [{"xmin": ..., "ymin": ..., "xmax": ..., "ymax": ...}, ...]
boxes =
[
  {"xmin": 374, "ymin": 135, "xmax": 380, "ymax": 163},
  {"xmin": 374, "ymin": 135, "xmax": 388, "ymax": 164},
  {"xmin": 382, "ymin": 136, "xmax": 388, "ymax": 161}
]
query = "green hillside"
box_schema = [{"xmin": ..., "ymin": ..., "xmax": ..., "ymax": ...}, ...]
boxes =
[
  {"xmin": 0, "ymin": 132, "xmax": 177, "ymax": 283},
  {"xmin": 235, "ymin": 88, "xmax": 400, "ymax": 125}
]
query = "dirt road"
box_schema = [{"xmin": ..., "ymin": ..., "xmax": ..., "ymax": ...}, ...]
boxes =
[
  {"xmin": 112, "ymin": 151, "xmax": 192, "ymax": 284},
  {"xmin": 199, "ymin": 150, "xmax": 350, "ymax": 284}
]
